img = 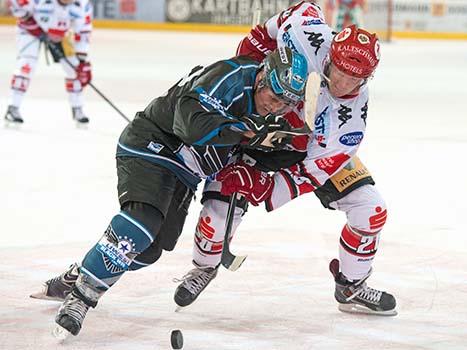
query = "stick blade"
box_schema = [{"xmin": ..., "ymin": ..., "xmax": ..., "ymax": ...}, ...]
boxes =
[{"xmin": 221, "ymin": 252, "xmax": 247, "ymax": 271}]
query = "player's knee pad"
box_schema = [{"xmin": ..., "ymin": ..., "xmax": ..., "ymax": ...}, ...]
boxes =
[
  {"xmin": 338, "ymin": 185, "xmax": 387, "ymax": 233},
  {"xmin": 80, "ymin": 205, "xmax": 163, "ymax": 292},
  {"xmin": 10, "ymin": 75, "xmax": 30, "ymax": 93},
  {"xmin": 332, "ymin": 184, "xmax": 387, "ymax": 231},
  {"xmin": 65, "ymin": 78, "xmax": 83, "ymax": 93},
  {"xmin": 193, "ymin": 199, "xmax": 244, "ymax": 267},
  {"xmin": 129, "ymin": 242, "xmax": 163, "ymax": 270}
]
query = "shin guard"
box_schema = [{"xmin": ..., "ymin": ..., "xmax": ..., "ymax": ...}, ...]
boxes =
[{"xmin": 78, "ymin": 211, "xmax": 155, "ymax": 299}]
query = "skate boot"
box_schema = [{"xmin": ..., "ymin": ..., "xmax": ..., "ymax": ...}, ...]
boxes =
[
  {"xmin": 30, "ymin": 263, "xmax": 78, "ymax": 301},
  {"xmin": 72, "ymin": 107, "xmax": 89, "ymax": 124},
  {"xmin": 4, "ymin": 105, "xmax": 24, "ymax": 124},
  {"xmin": 54, "ymin": 289, "xmax": 95, "ymax": 336},
  {"xmin": 329, "ymin": 259, "xmax": 397, "ymax": 316},
  {"xmin": 174, "ymin": 265, "xmax": 218, "ymax": 307}
]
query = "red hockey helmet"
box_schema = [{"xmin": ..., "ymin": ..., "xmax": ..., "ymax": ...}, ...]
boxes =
[{"xmin": 330, "ymin": 25, "xmax": 380, "ymax": 79}]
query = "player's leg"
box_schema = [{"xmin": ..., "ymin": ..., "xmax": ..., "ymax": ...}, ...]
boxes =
[
  {"xmin": 315, "ymin": 157, "xmax": 396, "ymax": 315},
  {"xmin": 5, "ymin": 30, "xmax": 40, "ymax": 123},
  {"xmin": 173, "ymin": 180, "xmax": 247, "ymax": 307},
  {"xmin": 59, "ymin": 53, "xmax": 89, "ymax": 123},
  {"xmin": 33, "ymin": 162, "xmax": 194, "ymax": 302},
  {"xmin": 54, "ymin": 158, "xmax": 184, "ymax": 336},
  {"xmin": 130, "ymin": 180, "xmax": 194, "ymax": 270},
  {"xmin": 329, "ymin": 184, "xmax": 395, "ymax": 315}
]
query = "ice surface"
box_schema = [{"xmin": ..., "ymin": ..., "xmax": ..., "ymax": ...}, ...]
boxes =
[{"xmin": 1, "ymin": 26, "xmax": 467, "ymax": 349}]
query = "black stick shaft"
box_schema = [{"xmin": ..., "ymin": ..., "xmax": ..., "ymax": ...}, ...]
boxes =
[{"xmin": 46, "ymin": 39, "xmax": 131, "ymax": 123}]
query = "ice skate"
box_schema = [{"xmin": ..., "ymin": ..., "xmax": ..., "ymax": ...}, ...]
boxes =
[
  {"xmin": 174, "ymin": 265, "xmax": 218, "ymax": 308},
  {"xmin": 4, "ymin": 105, "xmax": 24, "ymax": 124},
  {"xmin": 329, "ymin": 259, "xmax": 397, "ymax": 316},
  {"xmin": 72, "ymin": 106, "xmax": 89, "ymax": 124},
  {"xmin": 54, "ymin": 291, "xmax": 91, "ymax": 336},
  {"xmin": 30, "ymin": 263, "xmax": 78, "ymax": 301}
]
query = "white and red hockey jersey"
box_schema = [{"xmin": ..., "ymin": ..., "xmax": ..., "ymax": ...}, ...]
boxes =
[
  {"xmin": 10, "ymin": 0, "xmax": 93, "ymax": 56},
  {"xmin": 259, "ymin": 2, "xmax": 370, "ymax": 211}
]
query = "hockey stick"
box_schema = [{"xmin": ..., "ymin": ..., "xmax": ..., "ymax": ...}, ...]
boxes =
[
  {"xmin": 19, "ymin": 37, "xmax": 39, "ymax": 54},
  {"xmin": 273, "ymin": 123, "xmax": 312, "ymax": 138},
  {"xmin": 44, "ymin": 39, "xmax": 131, "ymax": 123},
  {"xmin": 252, "ymin": 6, "xmax": 261, "ymax": 26},
  {"xmin": 221, "ymin": 193, "xmax": 247, "ymax": 271}
]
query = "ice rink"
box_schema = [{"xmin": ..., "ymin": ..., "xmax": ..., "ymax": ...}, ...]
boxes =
[{"xmin": 1, "ymin": 25, "xmax": 467, "ymax": 349}]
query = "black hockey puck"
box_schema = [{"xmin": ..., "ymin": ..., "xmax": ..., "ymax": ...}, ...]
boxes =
[{"xmin": 171, "ymin": 329, "xmax": 183, "ymax": 349}]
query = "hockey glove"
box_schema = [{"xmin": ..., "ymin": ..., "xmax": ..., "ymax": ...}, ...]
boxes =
[
  {"xmin": 76, "ymin": 61, "xmax": 92, "ymax": 87},
  {"xmin": 19, "ymin": 16, "xmax": 46, "ymax": 40},
  {"xmin": 216, "ymin": 161, "xmax": 273, "ymax": 206},
  {"xmin": 241, "ymin": 114, "xmax": 293, "ymax": 151},
  {"xmin": 236, "ymin": 25, "xmax": 277, "ymax": 62}
]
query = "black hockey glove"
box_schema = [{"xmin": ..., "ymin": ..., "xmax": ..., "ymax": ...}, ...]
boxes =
[{"xmin": 241, "ymin": 114, "xmax": 292, "ymax": 151}]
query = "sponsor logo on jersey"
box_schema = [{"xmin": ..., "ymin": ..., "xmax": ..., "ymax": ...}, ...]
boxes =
[
  {"xmin": 199, "ymin": 92, "xmax": 226, "ymax": 112},
  {"xmin": 361, "ymin": 101, "xmax": 368, "ymax": 125},
  {"xmin": 338, "ymin": 104, "xmax": 353, "ymax": 128},
  {"xmin": 147, "ymin": 141, "xmax": 165, "ymax": 154},
  {"xmin": 339, "ymin": 131, "xmax": 364, "ymax": 146},
  {"xmin": 315, "ymin": 153, "xmax": 350, "ymax": 175},
  {"xmin": 282, "ymin": 31, "xmax": 299, "ymax": 54},
  {"xmin": 304, "ymin": 31, "xmax": 324, "ymax": 55},
  {"xmin": 301, "ymin": 19, "xmax": 324, "ymax": 26},
  {"xmin": 314, "ymin": 106, "xmax": 330, "ymax": 148},
  {"xmin": 279, "ymin": 47, "xmax": 289, "ymax": 64}
]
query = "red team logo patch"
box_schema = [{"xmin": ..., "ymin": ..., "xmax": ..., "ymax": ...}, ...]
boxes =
[
  {"xmin": 197, "ymin": 216, "xmax": 215, "ymax": 239},
  {"xmin": 369, "ymin": 206, "xmax": 387, "ymax": 230},
  {"xmin": 20, "ymin": 63, "xmax": 31, "ymax": 75},
  {"xmin": 315, "ymin": 153, "xmax": 350, "ymax": 175}
]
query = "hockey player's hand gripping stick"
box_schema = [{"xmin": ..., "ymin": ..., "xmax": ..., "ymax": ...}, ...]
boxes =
[
  {"xmin": 44, "ymin": 38, "xmax": 131, "ymax": 123},
  {"xmin": 221, "ymin": 193, "xmax": 248, "ymax": 271}
]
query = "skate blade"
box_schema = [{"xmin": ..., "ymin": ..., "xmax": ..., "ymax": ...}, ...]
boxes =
[
  {"xmin": 52, "ymin": 324, "xmax": 71, "ymax": 341},
  {"xmin": 4, "ymin": 119, "xmax": 22, "ymax": 129},
  {"xmin": 338, "ymin": 303, "xmax": 398, "ymax": 316},
  {"xmin": 174, "ymin": 305, "xmax": 185, "ymax": 313},
  {"xmin": 74, "ymin": 121, "xmax": 89, "ymax": 129},
  {"xmin": 30, "ymin": 291, "xmax": 63, "ymax": 302}
]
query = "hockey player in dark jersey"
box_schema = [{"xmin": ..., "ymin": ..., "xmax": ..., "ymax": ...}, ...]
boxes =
[{"xmin": 47, "ymin": 46, "xmax": 309, "ymax": 337}]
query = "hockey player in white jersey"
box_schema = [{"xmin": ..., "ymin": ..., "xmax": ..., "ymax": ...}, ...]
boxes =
[
  {"xmin": 173, "ymin": 2, "xmax": 396, "ymax": 316},
  {"xmin": 4, "ymin": 0, "xmax": 93, "ymax": 124}
]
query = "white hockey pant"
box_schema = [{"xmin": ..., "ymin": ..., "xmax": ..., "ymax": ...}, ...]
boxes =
[
  {"xmin": 192, "ymin": 184, "xmax": 387, "ymax": 281},
  {"xmin": 10, "ymin": 29, "xmax": 84, "ymax": 109},
  {"xmin": 192, "ymin": 198, "xmax": 245, "ymax": 268}
]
